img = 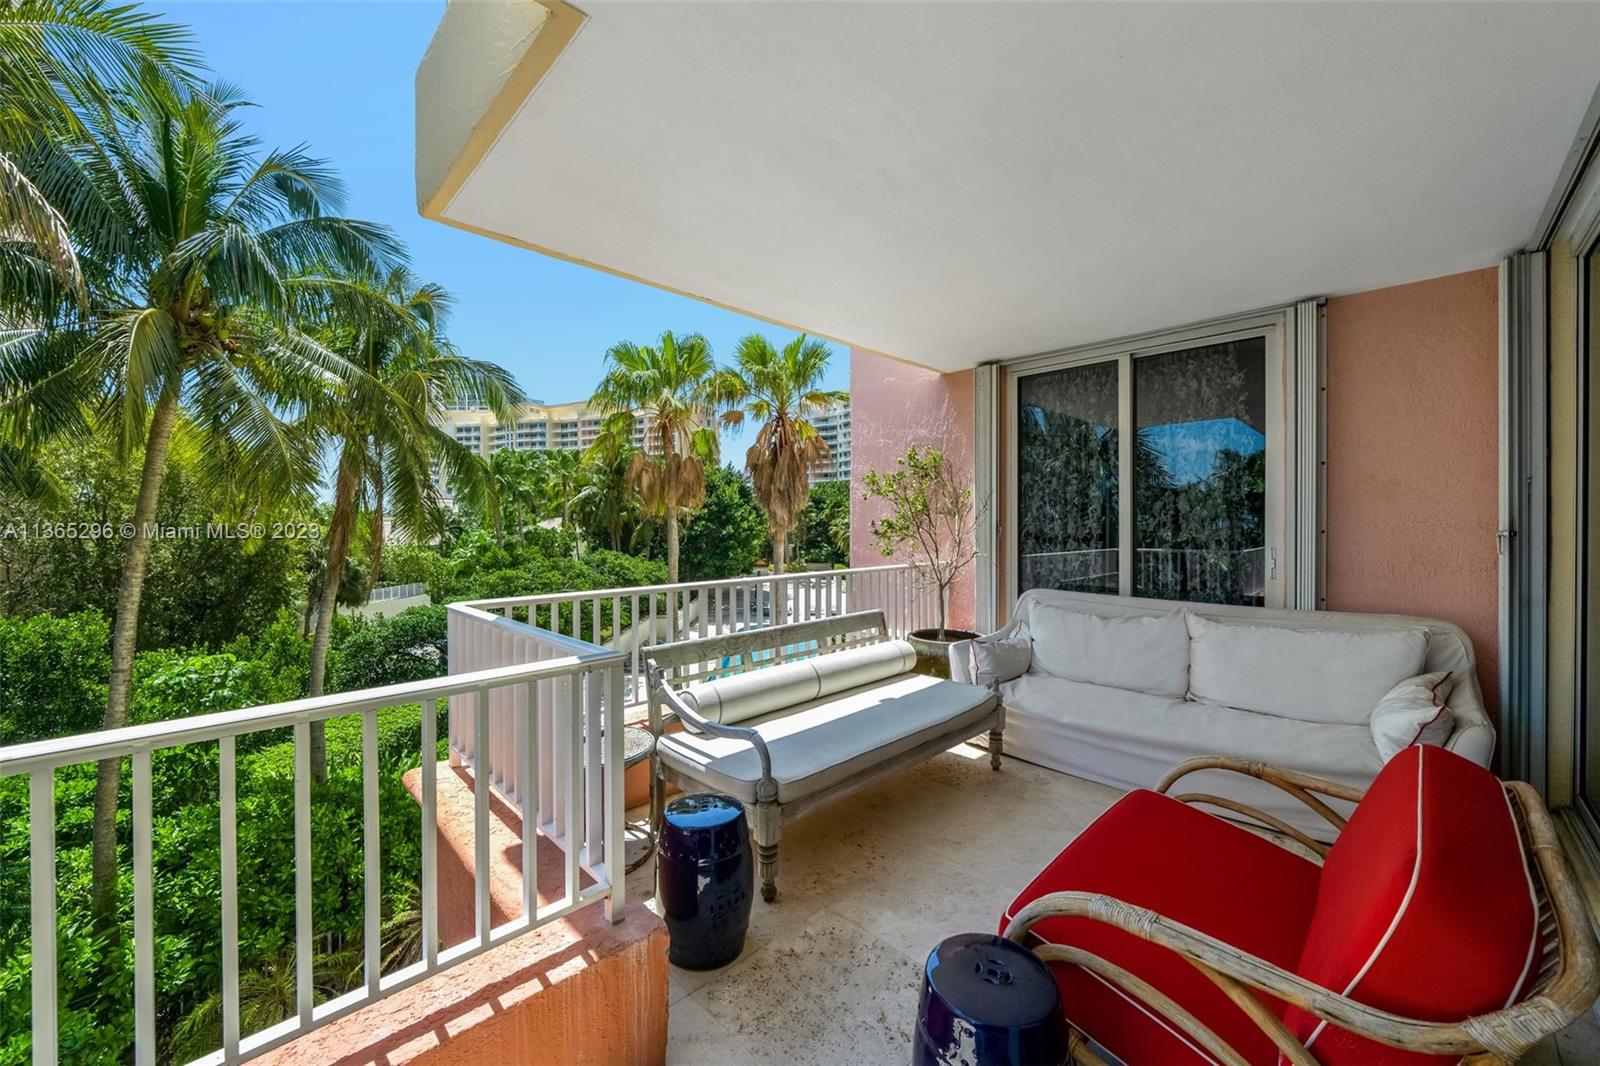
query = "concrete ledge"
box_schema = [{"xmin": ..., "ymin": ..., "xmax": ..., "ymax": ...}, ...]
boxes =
[{"xmin": 259, "ymin": 763, "xmax": 667, "ymax": 1065}]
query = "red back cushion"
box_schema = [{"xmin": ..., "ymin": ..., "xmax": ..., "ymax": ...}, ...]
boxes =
[{"xmin": 1285, "ymin": 745, "xmax": 1538, "ymax": 1065}]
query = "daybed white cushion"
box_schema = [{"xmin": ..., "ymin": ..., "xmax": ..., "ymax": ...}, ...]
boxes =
[
  {"xmin": 658, "ymin": 674, "xmax": 997, "ymax": 803},
  {"xmin": 682, "ymin": 640, "xmax": 917, "ymax": 726},
  {"xmin": 1028, "ymin": 605, "xmax": 1189, "ymax": 698},
  {"xmin": 1186, "ymin": 614, "xmax": 1427, "ymax": 726},
  {"xmin": 1370, "ymin": 671, "xmax": 1457, "ymax": 762}
]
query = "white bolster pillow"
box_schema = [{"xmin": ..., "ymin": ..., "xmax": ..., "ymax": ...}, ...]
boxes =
[
  {"xmin": 679, "ymin": 639, "xmax": 918, "ymax": 727},
  {"xmin": 681, "ymin": 658, "xmax": 821, "ymax": 727},
  {"xmin": 812, "ymin": 639, "xmax": 917, "ymax": 699}
]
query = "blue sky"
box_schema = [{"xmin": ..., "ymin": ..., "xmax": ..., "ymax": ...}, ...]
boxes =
[{"xmin": 154, "ymin": 2, "xmax": 847, "ymax": 433}]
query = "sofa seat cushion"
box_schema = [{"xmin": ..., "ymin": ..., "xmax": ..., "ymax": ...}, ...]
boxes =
[
  {"xmin": 1187, "ymin": 614, "xmax": 1428, "ymax": 725},
  {"xmin": 999, "ymin": 673, "xmax": 1384, "ymax": 782},
  {"xmin": 1029, "ymin": 604, "xmax": 1189, "ymax": 697},
  {"xmin": 1284, "ymin": 745, "xmax": 1539, "ymax": 1065},
  {"xmin": 658, "ymin": 674, "xmax": 996, "ymax": 803},
  {"xmin": 997, "ymin": 673, "xmax": 1382, "ymax": 841},
  {"xmin": 1001, "ymin": 790, "xmax": 1321, "ymax": 1065}
]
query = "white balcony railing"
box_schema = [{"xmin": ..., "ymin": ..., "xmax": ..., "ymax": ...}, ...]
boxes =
[
  {"xmin": 0, "ymin": 627, "xmax": 625, "ymax": 1065},
  {"xmin": 455, "ymin": 562, "xmax": 939, "ymax": 708}
]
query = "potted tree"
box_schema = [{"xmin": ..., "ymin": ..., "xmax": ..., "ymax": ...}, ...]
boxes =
[{"xmin": 861, "ymin": 444, "xmax": 983, "ymax": 676}]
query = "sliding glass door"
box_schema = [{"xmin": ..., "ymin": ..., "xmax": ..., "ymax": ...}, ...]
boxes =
[
  {"xmin": 1011, "ymin": 325, "xmax": 1281, "ymax": 607},
  {"xmin": 1133, "ymin": 339, "xmax": 1268, "ymax": 605},
  {"xmin": 1016, "ymin": 361, "xmax": 1119, "ymax": 593}
]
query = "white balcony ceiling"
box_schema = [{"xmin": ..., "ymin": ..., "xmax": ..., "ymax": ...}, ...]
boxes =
[{"xmin": 435, "ymin": 2, "xmax": 1600, "ymax": 372}]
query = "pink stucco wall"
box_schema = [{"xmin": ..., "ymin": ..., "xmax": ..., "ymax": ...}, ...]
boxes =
[
  {"xmin": 1324, "ymin": 267, "xmax": 1501, "ymax": 723},
  {"xmin": 850, "ymin": 348, "xmax": 976, "ymax": 630}
]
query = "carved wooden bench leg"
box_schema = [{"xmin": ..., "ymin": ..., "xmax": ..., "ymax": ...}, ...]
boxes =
[
  {"xmin": 753, "ymin": 800, "xmax": 781, "ymax": 902},
  {"xmin": 990, "ymin": 728, "xmax": 1004, "ymax": 770}
]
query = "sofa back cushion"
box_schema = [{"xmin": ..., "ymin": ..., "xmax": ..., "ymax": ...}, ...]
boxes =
[
  {"xmin": 1028, "ymin": 605, "xmax": 1189, "ymax": 698},
  {"xmin": 1187, "ymin": 614, "xmax": 1427, "ymax": 724},
  {"xmin": 680, "ymin": 639, "xmax": 916, "ymax": 726},
  {"xmin": 1284, "ymin": 745, "xmax": 1538, "ymax": 1065}
]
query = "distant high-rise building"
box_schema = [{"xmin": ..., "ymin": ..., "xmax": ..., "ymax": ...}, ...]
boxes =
[
  {"xmin": 432, "ymin": 399, "xmax": 672, "ymax": 502},
  {"xmin": 809, "ymin": 399, "xmax": 851, "ymax": 485}
]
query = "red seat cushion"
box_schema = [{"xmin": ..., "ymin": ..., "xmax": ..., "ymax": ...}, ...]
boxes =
[
  {"xmin": 1285, "ymin": 745, "xmax": 1539, "ymax": 1065},
  {"xmin": 1000, "ymin": 789, "xmax": 1322, "ymax": 1065}
]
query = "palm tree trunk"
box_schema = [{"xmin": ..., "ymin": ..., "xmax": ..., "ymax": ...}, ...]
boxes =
[
  {"xmin": 666, "ymin": 504, "xmax": 679, "ymax": 585},
  {"xmin": 368, "ymin": 468, "xmax": 385, "ymax": 593},
  {"xmin": 90, "ymin": 383, "xmax": 180, "ymax": 928},
  {"xmin": 307, "ymin": 445, "xmax": 360, "ymax": 782}
]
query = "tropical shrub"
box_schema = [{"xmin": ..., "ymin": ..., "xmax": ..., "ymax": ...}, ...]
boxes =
[
  {"xmin": 375, "ymin": 543, "xmax": 450, "ymax": 590},
  {"xmin": 328, "ymin": 606, "xmax": 448, "ymax": 693},
  {"xmin": 678, "ymin": 466, "xmax": 769, "ymax": 580},
  {"xmin": 0, "ymin": 610, "xmax": 111, "ymax": 745},
  {"xmin": 796, "ymin": 479, "xmax": 851, "ymax": 565}
]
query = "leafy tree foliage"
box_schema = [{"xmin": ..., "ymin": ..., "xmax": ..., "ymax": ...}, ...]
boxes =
[
  {"xmin": 0, "ymin": 440, "xmax": 309, "ymax": 650},
  {"xmin": 329, "ymin": 605, "xmax": 447, "ymax": 692},
  {"xmin": 679, "ymin": 465, "xmax": 769, "ymax": 580},
  {"xmin": 796, "ymin": 479, "xmax": 850, "ymax": 566},
  {"xmin": 0, "ymin": 609, "xmax": 109, "ymax": 744}
]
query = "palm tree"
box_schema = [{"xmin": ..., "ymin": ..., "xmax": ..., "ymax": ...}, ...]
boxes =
[
  {"xmin": 0, "ymin": 81, "xmax": 401, "ymax": 924},
  {"xmin": 723, "ymin": 333, "xmax": 845, "ymax": 610},
  {"xmin": 544, "ymin": 447, "xmax": 585, "ymax": 532},
  {"xmin": 1, "ymin": 1, "xmax": 198, "ymax": 305},
  {"xmin": 298, "ymin": 267, "xmax": 521, "ymax": 779},
  {"xmin": 487, "ymin": 447, "xmax": 546, "ymax": 542},
  {"xmin": 572, "ymin": 438, "xmax": 650, "ymax": 552},
  {"xmin": 588, "ymin": 331, "xmax": 724, "ymax": 583}
]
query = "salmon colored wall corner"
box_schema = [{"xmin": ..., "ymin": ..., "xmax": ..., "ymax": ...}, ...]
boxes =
[
  {"xmin": 1324, "ymin": 267, "xmax": 1500, "ymax": 722},
  {"xmin": 849, "ymin": 348, "xmax": 977, "ymax": 630}
]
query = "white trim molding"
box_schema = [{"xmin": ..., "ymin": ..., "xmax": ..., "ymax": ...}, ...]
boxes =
[
  {"xmin": 974, "ymin": 362, "xmax": 1000, "ymax": 632},
  {"xmin": 1290, "ymin": 298, "xmax": 1327, "ymax": 610}
]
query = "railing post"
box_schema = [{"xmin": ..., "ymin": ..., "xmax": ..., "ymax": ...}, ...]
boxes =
[
  {"xmin": 293, "ymin": 721, "xmax": 313, "ymax": 1027},
  {"xmin": 522, "ymin": 680, "xmax": 539, "ymax": 922},
  {"xmin": 605, "ymin": 662, "xmax": 625, "ymax": 921},
  {"xmin": 473, "ymin": 687, "xmax": 491, "ymax": 946},
  {"xmin": 132, "ymin": 749, "xmax": 155, "ymax": 1066},
  {"xmin": 420, "ymin": 697, "xmax": 439, "ymax": 967},
  {"xmin": 29, "ymin": 769, "xmax": 56, "ymax": 1066},
  {"xmin": 219, "ymin": 735, "xmax": 240, "ymax": 1060},
  {"xmin": 362, "ymin": 708, "xmax": 381, "ymax": 995}
]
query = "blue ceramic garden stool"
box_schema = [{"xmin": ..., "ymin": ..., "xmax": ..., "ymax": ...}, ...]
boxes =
[
  {"xmin": 657, "ymin": 793, "xmax": 754, "ymax": 970},
  {"xmin": 913, "ymin": 933, "xmax": 1069, "ymax": 1066}
]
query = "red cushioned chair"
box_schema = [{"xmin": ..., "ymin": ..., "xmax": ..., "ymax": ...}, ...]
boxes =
[{"xmin": 1000, "ymin": 745, "xmax": 1600, "ymax": 1065}]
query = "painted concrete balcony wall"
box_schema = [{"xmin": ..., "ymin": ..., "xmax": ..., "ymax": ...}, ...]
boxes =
[
  {"xmin": 1324, "ymin": 267, "xmax": 1502, "ymax": 721},
  {"xmin": 849, "ymin": 349, "xmax": 977, "ymax": 631}
]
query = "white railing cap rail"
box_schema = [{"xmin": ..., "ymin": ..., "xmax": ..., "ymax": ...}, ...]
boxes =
[
  {"xmin": 0, "ymin": 647, "xmax": 621, "ymax": 778},
  {"xmin": 459, "ymin": 561, "xmax": 916, "ymax": 611}
]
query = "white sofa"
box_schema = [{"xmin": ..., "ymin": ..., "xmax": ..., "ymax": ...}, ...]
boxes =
[{"xmin": 950, "ymin": 589, "xmax": 1493, "ymax": 839}]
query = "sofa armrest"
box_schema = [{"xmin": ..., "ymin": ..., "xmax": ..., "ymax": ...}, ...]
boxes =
[
  {"xmin": 646, "ymin": 664, "xmax": 775, "ymax": 793},
  {"xmin": 947, "ymin": 639, "xmax": 976, "ymax": 684},
  {"xmin": 1445, "ymin": 721, "xmax": 1496, "ymax": 767}
]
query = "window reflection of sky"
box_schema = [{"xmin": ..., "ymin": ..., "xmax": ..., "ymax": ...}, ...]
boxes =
[{"xmin": 1144, "ymin": 418, "xmax": 1264, "ymax": 484}]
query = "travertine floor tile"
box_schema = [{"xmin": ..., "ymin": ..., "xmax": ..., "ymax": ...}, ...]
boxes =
[{"xmin": 684, "ymin": 907, "xmax": 923, "ymax": 1066}]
